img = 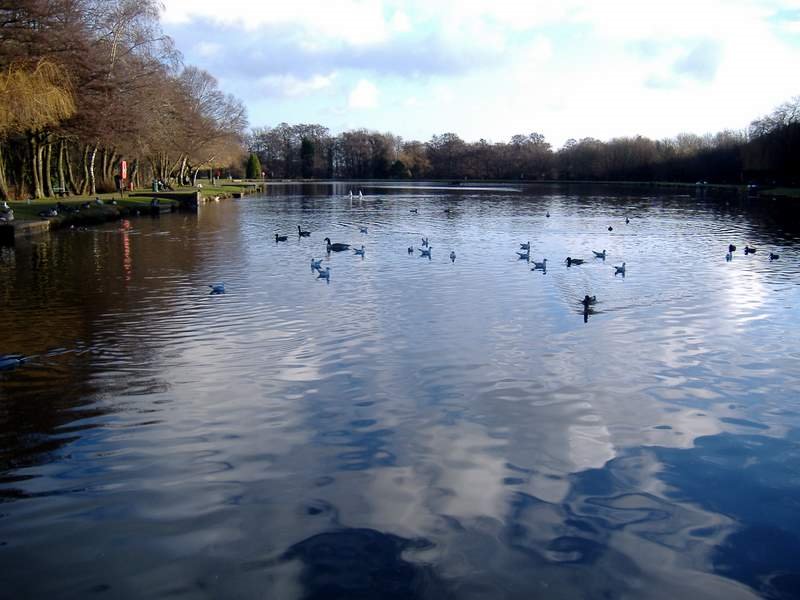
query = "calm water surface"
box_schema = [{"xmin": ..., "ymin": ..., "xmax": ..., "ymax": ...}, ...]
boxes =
[{"xmin": 1, "ymin": 184, "xmax": 799, "ymax": 599}]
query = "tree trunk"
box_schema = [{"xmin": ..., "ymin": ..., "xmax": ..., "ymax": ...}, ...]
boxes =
[
  {"xmin": 30, "ymin": 135, "xmax": 43, "ymax": 199},
  {"xmin": 65, "ymin": 143, "xmax": 80, "ymax": 195},
  {"xmin": 44, "ymin": 141, "xmax": 53, "ymax": 197},
  {"xmin": 0, "ymin": 145, "xmax": 9, "ymax": 201},
  {"xmin": 88, "ymin": 145, "xmax": 97, "ymax": 195},
  {"xmin": 57, "ymin": 139, "xmax": 66, "ymax": 195}
]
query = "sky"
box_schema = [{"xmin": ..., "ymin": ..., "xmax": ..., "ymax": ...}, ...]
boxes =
[{"xmin": 160, "ymin": 0, "xmax": 800, "ymax": 148}]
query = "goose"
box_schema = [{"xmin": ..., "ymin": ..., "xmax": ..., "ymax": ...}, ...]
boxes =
[
  {"xmin": 592, "ymin": 249, "xmax": 606, "ymax": 259},
  {"xmin": 744, "ymin": 245, "xmax": 757, "ymax": 254},
  {"xmin": 359, "ymin": 226, "xmax": 368, "ymax": 234},
  {"xmin": 769, "ymin": 252, "xmax": 779, "ymax": 260},
  {"xmin": 325, "ymin": 237, "xmax": 350, "ymax": 252},
  {"xmin": 209, "ymin": 283, "xmax": 225, "ymax": 294},
  {"xmin": 565, "ymin": 257, "xmax": 585, "ymax": 266},
  {"xmin": 410, "ymin": 208, "xmax": 418, "ymax": 213},
  {"xmin": 311, "ymin": 258, "xmax": 323, "ymax": 270},
  {"xmin": 298, "ymin": 225, "xmax": 311, "ymax": 237},
  {"xmin": 407, "ymin": 246, "xmax": 414, "ymax": 254},
  {"xmin": 450, "ymin": 251, "xmax": 456, "ymax": 262},
  {"xmin": 728, "ymin": 244, "xmax": 736, "ymax": 253},
  {"xmin": 520, "ymin": 241, "xmax": 531, "ymax": 250},
  {"xmin": 419, "ymin": 247, "xmax": 432, "ymax": 257},
  {"xmin": 354, "ymin": 245, "xmax": 365, "ymax": 256},
  {"xmin": 421, "ymin": 237, "xmax": 429, "ymax": 247},
  {"xmin": 275, "ymin": 233, "xmax": 288, "ymax": 242},
  {"xmin": 608, "ymin": 226, "xmax": 613, "ymax": 231},
  {"xmin": 725, "ymin": 252, "xmax": 732, "ymax": 262},
  {"xmin": 531, "ymin": 258, "xmax": 547, "ymax": 270},
  {"xmin": 581, "ymin": 295, "xmax": 597, "ymax": 308},
  {"xmin": 517, "ymin": 250, "xmax": 530, "ymax": 260},
  {"xmin": 317, "ymin": 267, "xmax": 330, "ymax": 280},
  {"xmin": 613, "ymin": 262, "xmax": 626, "ymax": 275},
  {"xmin": 1, "ymin": 201, "xmax": 9, "ymax": 210}
]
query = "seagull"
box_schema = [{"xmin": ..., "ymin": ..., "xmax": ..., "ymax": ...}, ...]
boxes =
[
  {"xmin": 209, "ymin": 283, "xmax": 225, "ymax": 294},
  {"xmin": 565, "ymin": 257, "xmax": 585, "ymax": 266},
  {"xmin": 592, "ymin": 250, "xmax": 606, "ymax": 259},
  {"xmin": 450, "ymin": 251, "xmax": 456, "ymax": 262},
  {"xmin": 769, "ymin": 252, "xmax": 780, "ymax": 260},
  {"xmin": 419, "ymin": 247, "xmax": 432, "ymax": 257},
  {"xmin": 407, "ymin": 246, "xmax": 414, "ymax": 254},
  {"xmin": 520, "ymin": 241, "xmax": 530, "ymax": 250},
  {"xmin": 311, "ymin": 258, "xmax": 323, "ymax": 270},
  {"xmin": 359, "ymin": 226, "xmax": 368, "ymax": 234},
  {"xmin": 744, "ymin": 245, "xmax": 757, "ymax": 254},
  {"xmin": 317, "ymin": 267, "xmax": 330, "ymax": 280},
  {"xmin": 728, "ymin": 244, "xmax": 737, "ymax": 253},
  {"xmin": 531, "ymin": 258, "xmax": 547, "ymax": 270},
  {"xmin": 298, "ymin": 225, "xmax": 311, "ymax": 237},
  {"xmin": 421, "ymin": 237, "xmax": 429, "ymax": 247},
  {"xmin": 726, "ymin": 252, "xmax": 732, "ymax": 262},
  {"xmin": 614, "ymin": 262, "xmax": 626, "ymax": 275},
  {"xmin": 517, "ymin": 250, "xmax": 530, "ymax": 260},
  {"xmin": 325, "ymin": 237, "xmax": 350, "ymax": 252},
  {"xmin": 354, "ymin": 245, "xmax": 365, "ymax": 256},
  {"xmin": 275, "ymin": 233, "xmax": 288, "ymax": 242}
]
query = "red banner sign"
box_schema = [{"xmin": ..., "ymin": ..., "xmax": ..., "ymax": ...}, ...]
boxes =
[{"xmin": 120, "ymin": 160, "xmax": 127, "ymax": 180}]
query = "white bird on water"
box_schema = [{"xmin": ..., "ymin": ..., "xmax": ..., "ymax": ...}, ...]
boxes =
[
  {"xmin": 614, "ymin": 262, "xmax": 626, "ymax": 275},
  {"xmin": 419, "ymin": 247, "xmax": 432, "ymax": 257},
  {"xmin": 531, "ymin": 258, "xmax": 547, "ymax": 270},
  {"xmin": 358, "ymin": 190, "xmax": 363, "ymax": 199},
  {"xmin": 317, "ymin": 267, "xmax": 330, "ymax": 280},
  {"xmin": 517, "ymin": 250, "xmax": 530, "ymax": 260},
  {"xmin": 354, "ymin": 245, "xmax": 365, "ymax": 256},
  {"xmin": 520, "ymin": 241, "xmax": 530, "ymax": 250},
  {"xmin": 311, "ymin": 258, "xmax": 323, "ymax": 270},
  {"xmin": 359, "ymin": 226, "xmax": 368, "ymax": 234},
  {"xmin": 592, "ymin": 249, "xmax": 606, "ymax": 259}
]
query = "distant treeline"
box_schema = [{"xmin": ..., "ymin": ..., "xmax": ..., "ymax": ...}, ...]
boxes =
[
  {"xmin": 249, "ymin": 98, "xmax": 799, "ymax": 185},
  {"xmin": 0, "ymin": 1, "xmax": 247, "ymax": 201}
]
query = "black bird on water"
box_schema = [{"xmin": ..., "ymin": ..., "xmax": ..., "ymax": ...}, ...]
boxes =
[
  {"xmin": 275, "ymin": 233, "xmax": 288, "ymax": 242},
  {"xmin": 298, "ymin": 225, "xmax": 311, "ymax": 237},
  {"xmin": 325, "ymin": 237, "xmax": 350, "ymax": 252}
]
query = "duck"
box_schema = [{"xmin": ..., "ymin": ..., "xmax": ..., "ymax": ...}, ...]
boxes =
[
  {"xmin": 359, "ymin": 226, "xmax": 368, "ymax": 234},
  {"xmin": 325, "ymin": 237, "xmax": 350, "ymax": 252},
  {"xmin": 592, "ymin": 249, "xmax": 606, "ymax": 259},
  {"xmin": 317, "ymin": 267, "xmax": 330, "ymax": 280},
  {"xmin": 275, "ymin": 233, "xmax": 288, "ymax": 242},
  {"xmin": 517, "ymin": 250, "xmax": 530, "ymax": 260},
  {"xmin": 531, "ymin": 258, "xmax": 547, "ymax": 270},
  {"xmin": 581, "ymin": 295, "xmax": 597, "ymax": 308},
  {"xmin": 450, "ymin": 251, "xmax": 456, "ymax": 262},
  {"xmin": 744, "ymin": 245, "xmax": 757, "ymax": 254},
  {"xmin": 410, "ymin": 208, "xmax": 418, "ymax": 214},
  {"xmin": 728, "ymin": 244, "xmax": 737, "ymax": 253},
  {"xmin": 613, "ymin": 262, "xmax": 626, "ymax": 275},
  {"xmin": 208, "ymin": 283, "xmax": 225, "ymax": 294},
  {"xmin": 520, "ymin": 241, "xmax": 530, "ymax": 250},
  {"xmin": 354, "ymin": 245, "xmax": 365, "ymax": 256},
  {"xmin": 725, "ymin": 252, "xmax": 732, "ymax": 262},
  {"xmin": 311, "ymin": 258, "xmax": 323, "ymax": 270},
  {"xmin": 298, "ymin": 225, "xmax": 311, "ymax": 237},
  {"xmin": 421, "ymin": 237, "xmax": 429, "ymax": 247},
  {"xmin": 608, "ymin": 226, "xmax": 613, "ymax": 231},
  {"xmin": 419, "ymin": 246, "xmax": 432, "ymax": 257},
  {"xmin": 407, "ymin": 246, "xmax": 414, "ymax": 254},
  {"xmin": 769, "ymin": 252, "xmax": 779, "ymax": 260},
  {"xmin": 565, "ymin": 257, "xmax": 585, "ymax": 266}
]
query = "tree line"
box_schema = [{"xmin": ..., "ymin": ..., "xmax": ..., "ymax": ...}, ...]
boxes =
[
  {"xmin": 0, "ymin": 0, "xmax": 247, "ymax": 201},
  {"xmin": 249, "ymin": 97, "xmax": 799, "ymax": 185}
]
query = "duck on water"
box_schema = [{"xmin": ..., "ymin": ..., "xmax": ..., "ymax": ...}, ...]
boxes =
[{"xmin": 325, "ymin": 238, "xmax": 350, "ymax": 252}]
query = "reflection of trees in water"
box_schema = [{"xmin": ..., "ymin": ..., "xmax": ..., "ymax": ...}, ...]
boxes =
[{"xmin": 278, "ymin": 528, "xmax": 449, "ymax": 600}]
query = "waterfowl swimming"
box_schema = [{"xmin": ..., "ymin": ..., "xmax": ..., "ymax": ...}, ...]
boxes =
[
  {"xmin": 317, "ymin": 267, "xmax": 330, "ymax": 280},
  {"xmin": 565, "ymin": 257, "xmax": 585, "ymax": 266},
  {"xmin": 311, "ymin": 258, "xmax": 323, "ymax": 270},
  {"xmin": 410, "ymin": 208, "xmax": 418, "ymax": 213},
  {"xmin": 744, "ymin": 245, "xmax": 757, "ymax": 254},
  {"xmin": 359, "ymin": 226, "xmax": 368, "ymax": 234},
  {"xmin": 39, "ymin": 208, "xmax": 58, "ymax": 218},
  {"xmin": 358, "ymin": 190, "xmax": 363, "ymax": 199},
  {"xmin": 769, "ymin": 252, "xmax": 779, "ymax": 260},
  {"xmin": 298, "ymin": 225, "xmax": 311, "ymax": 237},
  {"xmin": 421, "ymin": 237, "xmax": 429, "ymax": 247},
  {"xmin": 408, "ymin": 246, "xmax": 414, "ymax": 254},
  {"xmin": 592, "ymin": 250, "xmax": 606, "ymax": 259},
  {"xmin": 354, "ymin": 245, "xmax": 365, "ymax": 256},
  {"xmin": 531, "ymin": 258, "xmax": 547, "ymax": 270},
  {"xmin": 419, "ymin": 247, "xmax": 432, "ymax": 257},
  {"xmin": 546, "ymin": 212, "xmax": 550, "ymax": 218},
  {"xmin": 520, "ymin": 241, "xmax": 530, "ymax": 250},
  {"xmin": 608, "ymin": 226, "xmax": 613, "ymax": 231},
  {"xmin": 726, "ymin": 252, "xmax": 732, "ymax": 262},
  {"xmin": 275, "ymin": 233, "xmax": 288, "ymax": 242},
  {"xmin": 450, "ymin": 251, "xmax": 456, "ymax": 262},
  {"xmin": 444, "ymin": 208, "xmax": 452, "ymax": 214},
  {"xmin": 728, "ymin": 244, "xmax": 736, "ymax": 253},
  {"xmin": 614, "ymin": 262, "xmax": 626, "ymax": 275},
  {"xmin": 325, "ymin": 237, "xmax": 350, "ymax": 252},
  {"xmin": 517, "ymin": 250, "xmax": 530, "ymax": 260},
  {"xmin": 349, "ymin": 190, "xmax": 354, "ymax": 199},
  {"xmin": 581, "ymin": 295, "xmax": 597, "ymax": 308},
  {"xmin": 209, "ymin": 283, "xmax": 225, "ymax": 294},
  {"xmin": 626, "ymin": 217, "xmax": 630, "ymax": 224}
]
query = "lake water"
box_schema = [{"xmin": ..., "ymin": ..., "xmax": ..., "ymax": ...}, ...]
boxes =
[{"xmin": 1, "ymin": 184, "xmax": 799, "ymax": 599}]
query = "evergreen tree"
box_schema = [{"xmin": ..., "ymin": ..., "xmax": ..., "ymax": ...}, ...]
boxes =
[
  {"xmin": 246, "ymin": 153, "xmax": 262, "ymax": 179},
  {"xmin": 300, "ymin": 137, "xmax": 314, "ymax": 178}
]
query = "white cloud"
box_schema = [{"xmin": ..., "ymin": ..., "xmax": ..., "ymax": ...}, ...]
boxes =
[
  {"xmin": 257, "ymin": 73, "xmax": 336, "ymax": 97},
  {"xmin": 390, "ymin": 10, "xmax": 412, "ymax": 33},
  {"xmin": 348, "ymin": 79, "xmax": 379, "ymax": 109},
  {"xmin": 193, "ymin": 41, "xmax": 222, "ymax": 58}
]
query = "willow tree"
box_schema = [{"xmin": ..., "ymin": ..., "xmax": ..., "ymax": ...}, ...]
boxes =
[{"xmin": 0, "ymin": 60, "xmax": 75, "ymax": 199}]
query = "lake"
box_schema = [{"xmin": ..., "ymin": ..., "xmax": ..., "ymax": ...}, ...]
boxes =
[{"xmin": 1, "ymin": 183, "xmax": 799, "ymax": 599}]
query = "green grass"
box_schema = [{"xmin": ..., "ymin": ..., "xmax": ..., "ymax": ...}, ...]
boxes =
[
  {"xmin": 5, "ymin": 196, "xmax": 177, "ymax": 226},
  {"xmin": 759, "ymin": 187, "xmax": 800, "ymax": 198}
]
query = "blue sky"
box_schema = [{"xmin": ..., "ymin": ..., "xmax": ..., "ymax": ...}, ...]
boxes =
[{"xmin": 161, "ymin": 0, "xmax": 800, "ymax": 148}]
